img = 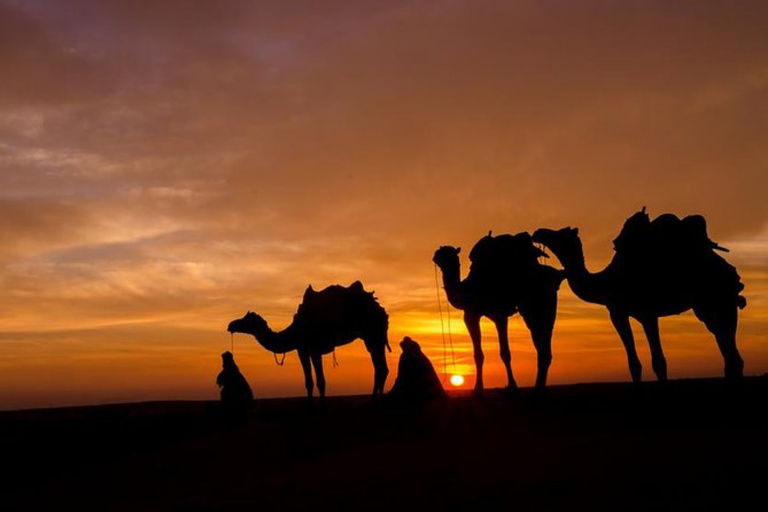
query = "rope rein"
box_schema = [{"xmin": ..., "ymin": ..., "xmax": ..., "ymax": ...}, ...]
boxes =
[
  {"xmin": 536, "ymin": 242, "xmax": 549, "ymax": 261},
  {"xmin": 445, "ymin": 286, "xmax": 457, "ymax": 374},
  {"xmin": 230, "ymin": 331, "xmax": 287, "ymax": 367},
  {"xmin": 434, "ymin": 264, "xmax": 449, "ymax": 381},
  {"xmin": 434, "ymin": 263, "xmax": 458, "ymax": 379}
]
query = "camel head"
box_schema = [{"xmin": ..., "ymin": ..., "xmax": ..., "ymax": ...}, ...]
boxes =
[
  {"xmin": 532, "ymin": 227, "xmax": 583, "ymax": 266},
  {"xmin": 432, "ymin": 245, "xmax": 461, "ymax": 272},
  {"xmin": 227, "ymin": 311, "xmax": 267, "ymax": 335}
]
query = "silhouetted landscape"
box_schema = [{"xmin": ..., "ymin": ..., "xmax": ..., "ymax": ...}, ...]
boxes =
[
  {"xmin": 3, "ymin": 2, "xmax": 768, "ymax": 511},
  {"xmin": 3, "ymin": 378, "xmax": 766, "ymax": 511}
]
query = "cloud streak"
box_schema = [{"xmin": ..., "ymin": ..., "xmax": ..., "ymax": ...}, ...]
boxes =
[{"xmin": 1, "ymin": 0, "xmax": 767, "ymax": 408}]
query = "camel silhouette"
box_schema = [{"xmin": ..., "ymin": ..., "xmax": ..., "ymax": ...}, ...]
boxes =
[
  {"xmin": 533, "ymin": 209, "xmax": 747, "ymax": 382},
  {"xmin": 433, "ymin": 232, "xmax": 565, "ymax": 395},
  {"xmin": 227, "ymin": 281, "xmax": 390, "ymax": 401}
]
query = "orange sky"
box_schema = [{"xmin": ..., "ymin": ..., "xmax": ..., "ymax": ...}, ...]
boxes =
[{"xmin": 1, "ymin": 0, "xmax": 767, "ymax": 409}]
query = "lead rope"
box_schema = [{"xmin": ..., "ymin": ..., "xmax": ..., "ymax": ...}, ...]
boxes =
[
  {"xmin": 445, "ymin": 287, "xmax": 457, "ymax": 375},
  {"xmin": 434, "ymin": 264, "xmax": 458, "ymax": 381},
  {"xmin": 274, "ymin": 352, "xmax": 286, "ymax": 366},
  {"xmin": 333, "ymin": 348, "xmax": 339, "ymax": 368},
  {"xmin": 434, "ymin": 265, "xmax": 448, "ymax": 382},
  {"xmin": 230, "ymin": 332, "xmax": 234, "ymax": 353}
]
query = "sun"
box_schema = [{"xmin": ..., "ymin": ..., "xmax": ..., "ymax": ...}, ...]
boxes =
[{"xmin": 449, "ymin": 374, "xmax": 465, "ymax": 387}]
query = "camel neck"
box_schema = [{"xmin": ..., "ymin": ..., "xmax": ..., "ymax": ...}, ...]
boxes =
[
  {"xmin": 557, "ymin": 243, "xmax": 610, "ymax": 306},
  {"xmin": 248, "ymin": 321, "xmax": 297, "ymax": 354},
  {"xmin": 437, "ymin": 263, "xmax": 465, "ymax": 310}
]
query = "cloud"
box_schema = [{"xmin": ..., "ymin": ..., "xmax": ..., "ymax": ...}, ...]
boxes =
[{"xmin": 1, "ymin": 0, "xmax": 767, "ymax": 407}]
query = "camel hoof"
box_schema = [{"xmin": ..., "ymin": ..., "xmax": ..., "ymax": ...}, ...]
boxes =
[
  {"xmin": 725, "ymin": 365, "xmax": 744, "ymax": 381},
  {"xmin": 472, "ymin": 387, "xmax": 484, "ymax": 398}
]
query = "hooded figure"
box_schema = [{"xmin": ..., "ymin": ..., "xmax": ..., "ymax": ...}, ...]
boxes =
[
  {"xmin": 389, "ymin": 337, "xmax": 444, "ymax": 400},
  {"xmin": 216, "ymin": 351, "xmax": 254, "ymax": 416}
]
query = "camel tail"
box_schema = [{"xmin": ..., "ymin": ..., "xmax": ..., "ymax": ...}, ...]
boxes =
[
  {"xmin": 386, "ymin": 339, "xmax": 392, "ymax": 352},
  {"xmin": 738, "ymin": 295, "xmax": 747, "ymax": 310}
]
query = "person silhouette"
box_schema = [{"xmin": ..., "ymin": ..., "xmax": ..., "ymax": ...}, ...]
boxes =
[
  {"xmin": 388, "ymin": 337, "xmax": 444, "ymax": 401},
  {"xmin": 216, "ymin": 351, "xmax": 254, "ymax": 420}
]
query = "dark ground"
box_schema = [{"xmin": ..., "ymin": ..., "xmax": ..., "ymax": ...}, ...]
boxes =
[{"xmin": 2, "ymin": 377, "xmax": 766, "ymax": 511}]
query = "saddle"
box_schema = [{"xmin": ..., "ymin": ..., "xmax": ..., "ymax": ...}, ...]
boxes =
[{"xmin": 613, "ymin": 207, "xmax": 729, "ymax": 258}]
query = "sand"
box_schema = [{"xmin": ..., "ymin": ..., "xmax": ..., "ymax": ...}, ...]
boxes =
[{"xmin": 2, "ymin": 377, "xmax": 766, "ymax": 511}]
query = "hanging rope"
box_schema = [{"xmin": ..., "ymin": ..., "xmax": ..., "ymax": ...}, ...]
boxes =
[
  {"xmin": 274, "ymin": 352, "xmax": 286, "ymax": 366},
  {"xmin": 230, "ymin": 332, "xmax": 234, "ymax": 353},
  {"xmin": 434, "ymin": 264, "xmax": 449, "ymax": 382},
  {"xmin": 444, "ymin": 290, "xmax": 457, "ymax": 374},
  {"xmin": 536, "ymin": 242, "xmax": 549, "ymax": 262},
  {"xmin": 332, "ymin": 348, "xmax": 339, "ymax": 368}
]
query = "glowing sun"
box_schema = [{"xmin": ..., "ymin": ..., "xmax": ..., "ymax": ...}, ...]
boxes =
[{"xmin": 450, "ymin": 374, "xmax": 465, "ymax": 387}]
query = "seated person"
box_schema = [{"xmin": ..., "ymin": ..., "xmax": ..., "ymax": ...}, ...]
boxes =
[
  {"xmin": 216, "ymin": 351, "xmax": 254, "ymax": 415},
  {"xmin": 389, "ymin": 337, "xmax": 444, "ymax": 400}
]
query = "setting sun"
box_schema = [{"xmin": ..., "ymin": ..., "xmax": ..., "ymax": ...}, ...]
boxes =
[{"xmin": 450, "ymin": 375, "xmax": 465, "ymax": 387}]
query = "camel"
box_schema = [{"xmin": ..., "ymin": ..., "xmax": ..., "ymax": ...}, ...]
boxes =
[
  {"xmin": 432, "ymin": 232, "xmax": 565, "ymax": 395},
  {"xmin": 533, "ymin": 209, "xmax": 747, "ymax": 382},
  {"xmin": 227, "ymin": 281, "xmax": 391, "ymax": 401}
]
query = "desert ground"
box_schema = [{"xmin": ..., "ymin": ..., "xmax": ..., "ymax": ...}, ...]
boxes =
[{"xmin": 2, "ymin": 377, "xmax": 766, "ymax": 511}]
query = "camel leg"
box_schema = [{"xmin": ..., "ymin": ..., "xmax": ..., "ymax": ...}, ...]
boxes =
[
  {"xmin": 368, "ymin": 342, "xmax": 389, "ymax": 397},
  {"xmin": 640, "ymin": 316, "xmax": 667, "ymax": 382},
  {"xmin": 464, "ymin": 311, "xmax": 484, "ymax": 396},
  {"xmin": 531, "ymin": 328, "xmax": 553, "ymax": 392},
  {"xmin": 694, "ymin": 302, "xmax": 744, "ymax": 380},
  {"xmin": 520, "ymin": 293, "xmax": 557, "ymax": 393},
  {"xmin": 609, "ymin": 309, "xmax": 642, "ymax": 383},
  {"xmin": 310, "ymin": 352, "xmax": 326, "ymax": 401},
  {"xmin": 492, "ymin": 315, "xmax": 517, "ymax": 392},
  {"xmin": 298, "ymin": 349, "xmax": 314, "ymax": 399}
]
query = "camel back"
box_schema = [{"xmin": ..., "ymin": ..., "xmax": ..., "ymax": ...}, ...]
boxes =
[
  {"xmin": 613, "ymin": 209, "xmax": 745, "ymax": 305},
  {"xmin": 468, "ymin": 232, "xmax": 546, "ymax": 280},
  {"xmin": 294, "ymin": 281, "xmax": 389, "ymax": 336},
  {"xmin": 614, "ymin": 209, "xmax": 728, "ymax": 256}
]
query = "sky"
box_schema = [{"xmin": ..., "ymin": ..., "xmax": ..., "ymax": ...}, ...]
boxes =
[{"xmin": 1, "ymin": 0, "xmax": 767, "ymax": 409}]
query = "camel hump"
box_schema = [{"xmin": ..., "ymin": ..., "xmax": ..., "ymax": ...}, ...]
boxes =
[
  {"xmin": 302, "ymin": 284, "xmax": 317, "ymax": 302},
  {"xmin": 613, "ymin": 208, "xmax": 652, "ymax": 253},
  {"xmin": 614, "ymin": 209, "xmax": 727, "ymax": 256},
  {"xmin": 681, "ymin": 214, "xmax": 729, "ymax": 252},
  {"xmin": 295, "ymin": 280, "xmax": 388, "ymax": 329},
  {"xmin": 468, "ymin": 231, "xmax": 545, "ymax": 273}
]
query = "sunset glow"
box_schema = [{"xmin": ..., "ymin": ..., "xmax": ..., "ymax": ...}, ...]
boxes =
[
  {"xmin": 450, "ymin": 375, "xmax": 466, "ymax": 387},
  {"xmin": 1, "ymin": 0, "xmax": 767, "ymax": 410}
]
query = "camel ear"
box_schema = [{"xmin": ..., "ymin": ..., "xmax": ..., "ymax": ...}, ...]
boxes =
[
  {"xmin": 456, "ymin": 247, "xmax": 461, "ymax": 254},
  {"xmin": 573, "ymin": 228, "xmax": 579, "ymax": 235}
]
